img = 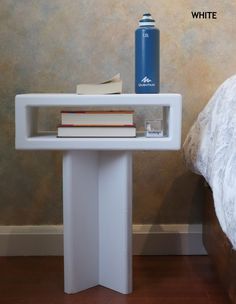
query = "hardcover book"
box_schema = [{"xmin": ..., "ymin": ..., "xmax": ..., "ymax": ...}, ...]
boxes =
[
  {"xmin": 57, "ymin": 125, "xmax": 136, "ymax": 138},
  {"xmin": 61, "ymin": 110, "xmax": 134, "ymax": 126},
  {"xmin": 76, "ymin": 74, "xmax": 122, "ymax": 95}
]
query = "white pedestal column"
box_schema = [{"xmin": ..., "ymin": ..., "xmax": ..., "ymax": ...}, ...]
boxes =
[{"xmin": 63, "ymin": 150, "xmax": 132, "ymax": 294}]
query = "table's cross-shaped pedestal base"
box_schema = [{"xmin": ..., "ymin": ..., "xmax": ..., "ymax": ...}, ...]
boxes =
[{"xmin": 63, "ymin": 150, "xmax": 132, "ymax": 294}]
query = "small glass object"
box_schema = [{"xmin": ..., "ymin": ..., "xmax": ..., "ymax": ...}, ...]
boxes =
[{"xmin": 145, "ymin": 119, "xmax": 163, "ymax": 137}]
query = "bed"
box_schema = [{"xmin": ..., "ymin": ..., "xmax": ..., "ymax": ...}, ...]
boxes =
[
  {"xmin": 183, "ymin": 74, "xmax": 236, "ymax": 303},
  {"xmin": 203, "ymin": 183, "xmax": 236, "ymax": 302}
]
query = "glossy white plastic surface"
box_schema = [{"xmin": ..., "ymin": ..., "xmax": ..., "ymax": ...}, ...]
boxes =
[
  {"xmin": 15, "ymin": 94, "xmax": 182, "ymax": 150},
  {"xmin": 63, "ymin": 151, "xmax": 132, "ymax": 294},
  {"xmin": 15, "ymin": 93, "xmax": 182, "ymax": 294}
]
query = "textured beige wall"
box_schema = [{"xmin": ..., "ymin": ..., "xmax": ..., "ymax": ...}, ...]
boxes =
[{"xmin": 1, "ymin": 0, "xmax": 236, "ymax": 224}]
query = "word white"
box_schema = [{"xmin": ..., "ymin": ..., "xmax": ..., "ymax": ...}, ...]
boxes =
[{"xmin": 191, "ymin": 11, "xmax": 217, "ymax": 19}]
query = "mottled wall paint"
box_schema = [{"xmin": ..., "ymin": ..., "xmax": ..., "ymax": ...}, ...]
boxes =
[{"xmin": 0, "ymin": 0, "xmax": 236, "ymax": 224}]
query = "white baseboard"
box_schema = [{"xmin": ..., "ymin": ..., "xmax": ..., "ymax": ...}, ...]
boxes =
[
  {"xmin": 133, "ymin": 224, "xmax": 206, "ymax": 255},
  {"xmin": 0, "ymin": 225, "xmax": 63, "ymax": 256},
  {"xmin": 0, "ymin": 224, "xmax": 206, "ymax": 256}
]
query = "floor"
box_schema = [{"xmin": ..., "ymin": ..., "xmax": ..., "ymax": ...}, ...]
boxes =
[{"xmin": 0, "ymin": 256, "xmax": 230, "ymax": 304}]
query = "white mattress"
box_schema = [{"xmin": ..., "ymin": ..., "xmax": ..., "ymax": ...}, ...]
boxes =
[{"xmin": 183, "ymin": 74, "xmax": 236, "ymax": 249}]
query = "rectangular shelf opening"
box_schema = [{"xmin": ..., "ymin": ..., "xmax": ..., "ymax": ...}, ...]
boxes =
[{"xmin": 15, "ymin": 94, "xmax": 182, "ymax": 151}]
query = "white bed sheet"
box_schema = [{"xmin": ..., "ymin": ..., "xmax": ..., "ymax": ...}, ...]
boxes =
[{"xmin": 183, "ymin": 74, "xmax": 236, "ymax": 249}]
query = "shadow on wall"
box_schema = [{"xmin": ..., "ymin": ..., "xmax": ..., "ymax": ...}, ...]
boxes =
[
  {"xmin": 133, "ymin": 172, "xmax": 206, "ymax": 255},
  {"xmin": 158, "ymin": 171, "xmax": 205, "ymax": 224}
]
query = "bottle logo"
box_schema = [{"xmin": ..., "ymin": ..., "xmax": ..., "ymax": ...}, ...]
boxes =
[
  {"xmin": 141, "ymin": 76, "xmax": 152, "ymax": 83},
  {"xmin": 138, "ymin": 76, "xmax": 155, "ymax": 87}
]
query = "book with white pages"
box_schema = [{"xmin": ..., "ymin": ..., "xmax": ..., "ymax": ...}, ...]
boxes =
[
  {"xmin": 57, "ymin": 124, "xmax": 136, "ymax": 138},
  {"xmin": 61, "ymin": 110, "xmax": 134, "ymax": 126},
  {"xmin": 76, "ymin": 73, "xmax": 122, "ymax": 95}
]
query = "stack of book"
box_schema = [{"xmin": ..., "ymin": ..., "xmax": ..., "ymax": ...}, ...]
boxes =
[{"xmin": 57, "ymin": 110, "xmax": 136, "ymax": 138}]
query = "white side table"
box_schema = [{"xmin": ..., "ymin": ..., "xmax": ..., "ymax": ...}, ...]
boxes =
[{"xmin": 15, "ymin": 94, "xmax": 182, "ymax": 294}]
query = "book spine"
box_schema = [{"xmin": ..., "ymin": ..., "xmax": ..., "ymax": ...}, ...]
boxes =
[
  {"xmin": 61, "ymin": 111, "xmax": 134, "ymax": 114},
  {"xmin": 58, "ymin": 124, "xmax": 135, "ymax": 128}
]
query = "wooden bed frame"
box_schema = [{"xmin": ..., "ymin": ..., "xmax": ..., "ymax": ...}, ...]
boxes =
[{"xmin": 203, "ymin": 183, "xmax": 236, "ymax": 303}]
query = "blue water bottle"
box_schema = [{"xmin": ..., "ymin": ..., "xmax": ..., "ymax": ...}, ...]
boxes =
[{"xmin": 135, "ymin": 13, "xmax": 160, "ymax": 94}]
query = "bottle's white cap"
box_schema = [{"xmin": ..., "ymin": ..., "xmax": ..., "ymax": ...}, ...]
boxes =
[{"xmin": 139, "ymin": 13, "xmax": 155, "ymax": 26}]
